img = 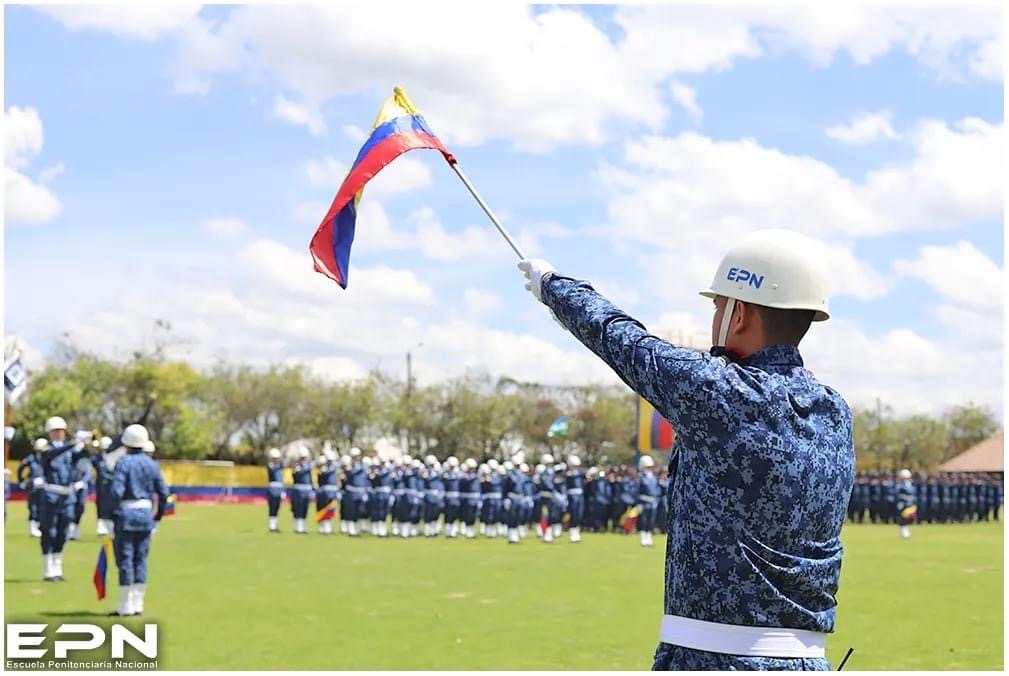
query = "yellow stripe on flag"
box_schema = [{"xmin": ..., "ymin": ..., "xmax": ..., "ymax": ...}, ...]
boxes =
[{"xmin": 637, "ymin": 397, "xmax": 655, "ymax": 453}]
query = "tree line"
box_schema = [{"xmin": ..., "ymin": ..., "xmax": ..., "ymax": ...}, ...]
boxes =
[{"xmin": 7, "ymin": 334, "xmax": 1000, "ymax": 470}]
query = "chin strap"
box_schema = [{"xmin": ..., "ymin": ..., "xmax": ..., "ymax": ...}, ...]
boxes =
[{"xmin": 716, "ymin": 297, "xmax": 736, "ymax": 348}]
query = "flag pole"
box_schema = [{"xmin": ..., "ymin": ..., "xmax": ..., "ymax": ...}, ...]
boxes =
[{"xmin": 446, "ymin": 160, "xmax": 527, "ymax": 260}]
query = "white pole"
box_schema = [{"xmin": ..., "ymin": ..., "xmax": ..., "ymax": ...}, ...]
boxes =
[{"xmin": 447, "ymin": 161, "xmax": 527, "ymax": 260}]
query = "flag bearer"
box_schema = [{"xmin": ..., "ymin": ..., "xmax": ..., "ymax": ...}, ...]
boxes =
[
  {"xmin": 638, "ymin": 456, "xmax": 661, "ymax": 547},
  {"xmin": 536, "ymin": 457, "xmax": 554, "ymax": 541},
  {"xmin": 519, "ymin": 228, "xmax": 853, "ymax": 669},
  {"xmin": 290, "ymin": 447, "xmax": 314, "ymax": 534},
  {"xmin": 895, "ymin": 469, "xmax": 916, "ymax": 539},
  {"xmin": 110, "ymin": 424, "xmax": 169, "ymax": 616},
  {"xmin": 316, "ymin": 450, "xmax": 339, "ymax": 535},
  {"xmin": 266, "ymin": 448, "xmax": 285, "ymax": 533},
  {"xmin": 38, "ymin": 416, "xmax": 89, "ymax": 581},
  {"xmin": 423, "ymin": 457, "xmax": 445, "ymax": 536}
]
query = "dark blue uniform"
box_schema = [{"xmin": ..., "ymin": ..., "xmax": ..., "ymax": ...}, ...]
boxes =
[
  {"xmin": 17, "ymin": 451, "xmax": 42, "ymax": 529},
  {"xmin": 344, "ymin": 461, "xmax": 369, "ymax": 524},
  {"xmin": 443, "ymin": 467, "xmax": 462, "ymax": 535},
  {"xmin": 480, "ymin": 471, "xmax": 502, "ymax": 531},
  {"xmin": 543, "ymin": 275, "xmax": 852, "ymax": 670},
  {"xmin": 424, "ymin": 469, "xmax": 445, "ymax": 530},
  {"xmin": 587, "ymin": 474, "xmax": 610, "ymax": 531},
  {"xmin": 290, "ymin": 459, "xmax": 314, "ymax": 523},
  {"xmin": 459, "ymin": 470, "xmax": 480, "ymax": 530},
  {"xmin": 566, "ymin": 468, "xmax": 586, "ymax": 530},
  {"xmin": 317, "ymin": 460, "xmax": 339, "ymax": 517},
  {"xmin": 266, "ymin": 461, "xmax": 285, "ymax": 519},
  {"xmin": 93, "ymin": 452, "xmax": 119, "ymax": 524},
  {"xmin": 39, "ymin": 441, "xmax": 88, "ymax": 558},
  {"xmin": 111, "ymin": 449, "xmax": 169, "ymax": 587},
  {"xmin": 369, "ymin": 463, "xmax": 393, "ymax": 527},
  {"xmin": 638, "ymin": 471, "xmax": 661, "ymax": 533}
]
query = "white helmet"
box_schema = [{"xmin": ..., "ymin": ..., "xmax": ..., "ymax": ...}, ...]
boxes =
[
  {"xmin": 446, "ymin": 456, "xmax": 459, "ymax": 468},
  {"xmin": 568, "ymin": 455, "xmax": 581, "ymax": 467},
  {"xmin": 639, "ymin": 455, "xmax": 655, "ymax": 469},
  {"xmin": 44, "ymin": 416, "xmax": 67, "ymax": 433},
  {"xmin": 898, "ymin": 468, "xmax": 912, "ymax": 480},
  {"xmin": 99, "ymin": 436, "xmax": 113, "ymax": 451},
  {"xmin": 519, "ymin": 462, "xmax": 529, "ymax": 473},
  {"xmin": 701, "ymin": 229, "xmax": 830, "ymax": 346},
  {"xmin": 503, "ymin": 461, "xmax": 514, "ymax": 471},
  {"xmin": 349, "ymin": 447, "xmax": 362, "ymax": 458},
  {"xmin": 142, "ymin": 440, "xmax": 156, "ymax": 455},
  {"xmin": 340, "ymin": 454, "xmax": 351, "ymax": 466},
  {"xmin": 424, "ymin": 454, "xmax": 437, "ymax": 467},
  {"xmin": 121, "ymin": 424, "xmax": 149, "ymax": 449},
  {"xmin": 363, "ymin": 456, "xmax": 373, "ymax": 468},
  {"xmin": 317, "ymin": 454, "xmax": 329, "ymax": 465},
  {"xmin": 487, "ymin": 458, "xmax": 499, "ymax": 469},
  {"xmin": 298, "ymin": 447, "xmax": 311, "ymax": 459},
  {"xmin": 432, "ymin": 461, "xmax": 442, "ymax": 471},
  {"xmin": 268, "ymin": 448, "xmax": 282, "ymax": 460},
  {"xmin": 33, "ymin": 438, "xmax": 49, "ymax": 452},
  {"xmin": 324, "ymin": 449, "xmax": 337, "ymax": 462},
  {"xmin": 412, "ymin": 459, "xmax": 423, "ymax": 469},
  {"xmin": 542, "ymin": 453, "xmax": 554, "ymax": 465},
  {"xmin": 465, "ymin": 458, "xmax": 477, "ymax": 470},
  {"xmin": 535, "ymin": 463, "xmax": 546, "ymax": 474}
]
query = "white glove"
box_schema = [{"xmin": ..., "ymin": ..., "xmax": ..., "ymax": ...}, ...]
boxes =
[
  {"xmin": 517, "ymin": 259, "xmax": 556, "ymax": 302},
  {"xmin": 32, "ymin": 477, "xmax": 44, "ymax": 488},
  {"xmin": 151, "ymin": 527, "xmax": 157, "ymax": 536},
  {"xmin": 73, "ymin": 481, "xmax": 86, "ymax": 491}
]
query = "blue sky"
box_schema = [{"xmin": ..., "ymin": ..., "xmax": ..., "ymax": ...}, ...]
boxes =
[{"xmin": 4, "ymin": 4, "xmax": 1004, "ymax": 415}]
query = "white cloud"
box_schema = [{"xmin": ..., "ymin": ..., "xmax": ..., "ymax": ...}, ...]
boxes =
[
  {"xmin": 669, "ymin": 82, "xmax": 702, "ymax": 120},
  {"xmin": 204, "ymin": 217, "xmax": 248, "ymax": 238},
  {"xmin": 341, "ymin": 124, "xmax": 366, "ymax": 142},
  {"xmin": 894, "ymin": 241, "xmax": 1003, "ymax": 310},
  {"xmin": 5, "ymin": 168, "xmax": 62, "ymax": 225},
  {"xmin": 39, "ymin": 163, "xmax": 65, "ymax": 182},
  {"xmin": 4, "ymin": 106, "xmax": 44, "ymax": 168},
  {"xmin": 38, "ymin": 4, "xmax": 202, "ymax": 40},
  {"xmin": 272, "ymin": 93, "xmax": 325, "ymax": 135},
  {"xmin": 464, "ymin": 288, "xmax": 501, "ymax": 318},
  {"xmin": 3, "ymin": 106, "xmax": 62, "ymax": 226},
  {"xmin": 826, "ymin": 110, "xmax": 898, "ymax": 144}
]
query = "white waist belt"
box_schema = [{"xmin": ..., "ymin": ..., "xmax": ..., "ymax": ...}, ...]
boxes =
[
  {"xmin": 121, "ymin": 499, "xmax": 153, "ymax": 510},
  {"xmin": 658, "ymin": 614, "xmax": 826, "ymax": 659},
  {"xmin": 44, "ymin": 483, "xmax": 71, "ymax": 495},
  {"xmin": 268, "ymin": 481, "xmax": 284, "ymax": 488}
]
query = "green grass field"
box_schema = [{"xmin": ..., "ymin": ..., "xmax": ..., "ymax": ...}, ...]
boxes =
[{"xmin": 3, "ymin": 502, "xmax": 1003, "ymax": 670}]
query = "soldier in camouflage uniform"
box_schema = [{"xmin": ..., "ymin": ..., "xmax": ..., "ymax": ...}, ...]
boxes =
[{"xmin": 520, "ymin": 229, "xmax": 853, "ymax": 670}]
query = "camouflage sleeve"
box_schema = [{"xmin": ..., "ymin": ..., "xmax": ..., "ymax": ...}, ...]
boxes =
[
  {"xmin": 153, "ymin": 464, "xmax": 170, "ymax": 521},
  {"xmin": 540, "ymin": 274, "xmax": 735, "ymax": 431}
]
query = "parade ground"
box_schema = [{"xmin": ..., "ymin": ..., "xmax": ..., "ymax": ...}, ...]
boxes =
[{"xmin": 3, "ymin": 503, "xmax": 1002, "ymax": 670}]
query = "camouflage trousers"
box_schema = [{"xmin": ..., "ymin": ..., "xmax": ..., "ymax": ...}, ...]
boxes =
[{"xmin": 652, "ymin": 642, "xmax": 831, "ymax": 671}]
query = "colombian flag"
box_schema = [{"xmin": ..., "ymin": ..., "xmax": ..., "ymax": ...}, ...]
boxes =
[
  {"xmin": 163, "ymin": 493, "xmax": 176, "ymax": 516},
  {"xmin": 637, "ymin": 398, "xmax": 675, "ymax": 453},
  {"xmin": 901, "ymin": 505, "xmax": 918, "ymax": 522},
  {"xmin": 620, "ymin": 506, "xmax": 641, "ymax": 533},
  {"xmin": 317, "ymin": 503, "xmax": 336, "ymax": 523},
  {"xmin": 93, "ymin": 536, "xmax": 114, "ymax": 600},
  {"xmin": 539, "ymin": 505, "xmax": 550, "ymax": 534},
  {"xmin": 309, "ymin": 87, "xmax": 454, "ymax": 288}
]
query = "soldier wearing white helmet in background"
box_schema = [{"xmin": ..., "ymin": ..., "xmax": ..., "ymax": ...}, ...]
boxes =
[
  {"xmin": 407, "ymin": 458, "xmax": 425, "ymax": 536},
  {"xmin": 265, "ymin": 448, "xmax": 286, "ymax": 533},
  {"xmin": 343, "ymin": 448, "xmax": 370, "ymax": 536},
  {"xmin": 91, "ymin": 435, "xmax": 116, "ymax": 536},
  {"xmin": 359, "ymin": 456, "xmax": 375, "ymax": 533},
  {"xmin": 110, "ymin": 424, "xmax": 169, "ymax": 616},
  {"xmin": 519, "ymin": 228, "xmax": 853, "ymax": 669},
  {"xmin": 67, "ymin": 429, "xmax": 96, "ymax": 542},
  {"xmin": 637, "ymin": 455, "xmax": 660, "ymax": 547},
  {"xmin": 368, "ymin": 452, "xmax": 394, "ymax": 537},
  {"xmin": 502, "ymin": 460, "xmax": 524, "ymax": 544},
  {"xmin": 17, "ymin": 438, "xmax": 48, "ymax": 538},
  {"xmin": 534, "ymin": 458, "xmax": 555, "ymax": 542},
  {"xmin": 315, "ymin": 450, "xmax": 339, "ymax": 535},
  {"xmin": 459, "ymin": 458, "xmax": 481, "ymax": 539},
  {"xmin": 566, "ymin": 455, "xmax": 586, "ymax": 543},
  {"xmin": 895, "ymin": 468, "xmax": 917, "ymax": 540},
  {"xmin": 392, "ymin": 455, "xmax": 411, "ymax": 537},
  {"xmin": 422, "ymin": 459, "xmax": 445, "ymax": 537},
  {"xmin": 289, "ymin": 447, "xmax": 314, "ymax": 535},
  {"xmin": 37, "ymin": 416, "xmax": 89, "ymax": 582},
  {"xmin": 338, "ymin": 454, "xmax": 352, "ymax": 533},
  {"xmin": 518, "ymin": 462, "xmax": 535, "ymax": 538},
  {"xmin": 442, "ymin": 456, "xmax": 463, "ymax": 538}
]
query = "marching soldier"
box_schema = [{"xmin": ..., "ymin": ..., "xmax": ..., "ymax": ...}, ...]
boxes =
[
  {"xmin": 423, "ymin": 456, "xmax": 445, "ymax": 537},
  {"xmin": 479, "ymin": 463, "xmax": 501, "ymax": 538},
  {"xmin": 392, "ymin": 455, "xmax": 410, "ymax": 537},
  {"xmin": 618, "ymin": 467, "xmax": 640, "ymax": 534},
  {"xmin": 38, "ymin": 416, "xmax": 89, "ymax": 581},
  {"xmin": 588, "ymin": 467, "xmax": 611, "ymax": 532},
  {"xmin": 266, "ymin": 448, "xmax": 285, "ymax": 533},
  {"xmin": 535, "ymin": 458, "xmax": 554, "ymax": 541},
  {"xmin": 549, "ymin": 461, "xmax": 568, "ymax": 541},
  {"xmin": 18, "ymin": 438, "xmax": 46, "ymax": 538},
  {"xmin": 110, "ymin": 424, "xmax": 169, "ymax": 616},
  {"xmin": 442, "ymin": 456, "xmax": 462, "ymax": 538},
  {"xmin": 343, "ymin": 448, "xmax": 369, "ymax": 536},
  {"xmin": 67, "ymin": 433, "xmax": 94, "ymax": 541},
  {"xmin": 503, "ymin": 460, "xmax": 523, "ymax": 543},
  {"xmin": 316, "ymin": 450, "xmax": 339, "ymax": 535},
  {"xmin": 407, "ymin": 458, "xmax": 424, "ymax": 537},
  {"xmin": 289, "ymin": 447, "xmax": 314, "ymax": 535},
  {"xmin": 338, "ymin": 454, "xmax": 351, "ymax": 533},
  {"xmin": 638, "ymin": 455, "xmax": 661, "ymax": 547},
  {"xmin": 565, "ymin": 455, "xmax": 585, "ymax": 543},
  {"xmin": 459, "ymin": 458, "xmax": 480, "ymax": 539},
  {"xmin": 519, "ymin": 462, "xmax": 535, "ymax": 538}
]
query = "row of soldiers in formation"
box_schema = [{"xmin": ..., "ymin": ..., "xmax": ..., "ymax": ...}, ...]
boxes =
[
  {"xmin": 11, "ymin": 416, "xmax": 169, "ymax": 616},
  {"xmin": 267, "ymin": 447, "xmax": 671, "ymax": 546},
  {"xmin": 847, "ymin": 470, "xmax": 1003, "ymax": 525}
]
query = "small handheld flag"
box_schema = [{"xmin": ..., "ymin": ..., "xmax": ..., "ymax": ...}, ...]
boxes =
[
  {"xmin": 92, "ymin": 536, "xmax": 114, "ymax": 601},
  {"xmin": 317, "ymin": 503, "xmax": 336, "ymax": 523},
  {"xmin": 309, "ymin": 87, "xmax": 453, "ymax": 288},
  {"xmin": 547, "ymin": 416, "xmax": 568, "ymax": 438},
  {"xmin": 619, "ymin": 505, "xmax": 641, "ymax": 533},
  {"xmin": 539, "ymin": 505, "xmax": 550, "ymax": 534},
  {"xmin": 900, "ymin": 505, "xmax": 918, "ymax": 522},
  {"xmin": 637, "ymin": 398, "xmax": 675, "ymax": 453}
]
